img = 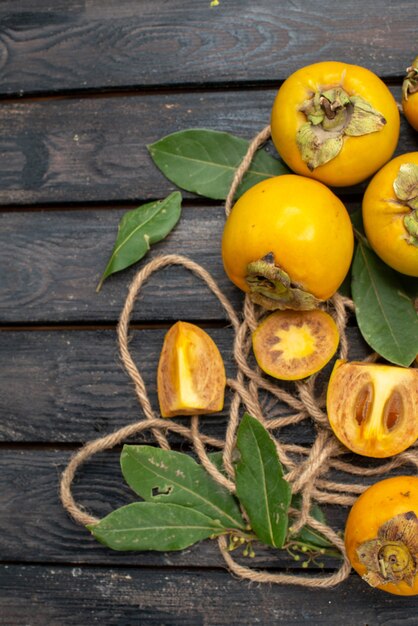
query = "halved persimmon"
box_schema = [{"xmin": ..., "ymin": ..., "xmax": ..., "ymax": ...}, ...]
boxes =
[
  {"xmin": 252, "ymin": 309, "xmax": 339, "ymax": 381},
  {"xmin": 157, "ymin": 321, "xmax": 226, "ymax": 418},
  {"xmin": 326, "ymin": 360, "xmax": 418, "ymax": 458}
]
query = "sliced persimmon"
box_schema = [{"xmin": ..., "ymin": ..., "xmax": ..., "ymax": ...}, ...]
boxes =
[
  {"xmin": 157, "ymin": 321, "xmax": 226, "ymax": 418},
  {"xmin": 326, "ymin": 360, "xmax": 418, "ymax": 458},
  {"xmin": 251, "ymin": 309, "xmax": 339, "ymax": 381}
]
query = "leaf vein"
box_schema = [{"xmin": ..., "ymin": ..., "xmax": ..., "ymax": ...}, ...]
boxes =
[{"xmin": 126, "ymin": 449, "xmax": 243, "ymax": 528}]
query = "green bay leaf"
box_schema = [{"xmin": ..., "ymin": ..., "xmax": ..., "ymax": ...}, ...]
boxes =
[
  {"xmin": 121, "ymin": 445, "xmax": 245, "ymax": 530},
  {"xmin": 207, "ymin": 450, "xmax": 227, "ymax": 476},
  {"xmin": 234, "ymin": 413, "xmax": 291, "ymax": 548},
  {"xmin": 87, "ymin": 502, "xmax": 224, "ymax": 551},
  {"xmin": 147, "ymin": 129, "xmax": 290, "ymax": 200},
  {"xmin": 290, "ymin": 495, "xmax": 334, "ymax": 550},
  {"xmin": 97, "ymin": 191, "xmax": 182, "ymax": 291},
  {"xmin": 351, "ymin": 241, "xmax": 418, "ymax": 366}
]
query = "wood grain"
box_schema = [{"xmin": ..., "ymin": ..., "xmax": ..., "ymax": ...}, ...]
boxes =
[
  {"xmin": 0, "ymin": 206, "xmax": 241, "ymax": 323},
  {"xmin": 0, "ymin": 327, "xmax": 370, "ymax": 442},
  {"xmin": 0, "ymin": 1, "xmax": 415, "ymax": 96},
  {"xmin": 0, "ymin": 88, "xmax": 416, "ymax": 206},
  {"xmin": 1, "ymin": 564, "xmax": 417, "ymax": 625}
]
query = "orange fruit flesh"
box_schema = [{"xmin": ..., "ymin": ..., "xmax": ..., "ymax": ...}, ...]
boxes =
[
  {"xmin": 326, "ymin": 360, "xmax": 418, "ymax": 458},
  {"xmin": 157, "ymin": 321, "xmax": 226, "ymax": 418},
  {"xmin": 252, "ymin": 309, "xmax": 340, "ymax": 381}
]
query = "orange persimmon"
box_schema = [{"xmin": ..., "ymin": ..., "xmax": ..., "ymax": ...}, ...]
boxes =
[
  {"xmin": 157, "ymin": 321, "xmax": 226, "ymax": 417},
  {"xmin": 345, "ymin": 476, "xmax": 418, "ymax": 595},
  {"xmin": 252, "ymin": 309, "xmax": 339, "ymax": 380},
  {"xmin": 326, "ymin": 360, "xmax": 418, "ymax": 458}
]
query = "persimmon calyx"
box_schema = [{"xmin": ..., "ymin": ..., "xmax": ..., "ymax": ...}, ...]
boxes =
[
  {"xmin": 297, "ymin": 87, "xmax": 386, "ymax": 170},
  {"xmin": 393, "ymin": 163, "xmax": 418, "ymax": 246},
  {"xmin": 402, "ymin": 57, "xmax": 418, "ymax": 100},
  {"xmin": 245, "ymin": 253, "xmax": 321, "ymax": 311},
  {"xmin": 357, "ymin": 511, "xmax": 418, "ymax": 588}
]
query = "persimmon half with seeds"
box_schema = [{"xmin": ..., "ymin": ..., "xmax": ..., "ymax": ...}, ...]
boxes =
[
  {"xmin": 345, "ymin": 475, "xmax": 418, "ymax": 595},
  {"xmin": 157, "ymin": 321, "xmax": 226, "ymax": 417},
  {"xmin": 326, "ymin": 360, "xmax": 418, "ymax": 458},
  {"xmin": 252, "ymin": 309, "xmax": 340, "ymax": 381}
]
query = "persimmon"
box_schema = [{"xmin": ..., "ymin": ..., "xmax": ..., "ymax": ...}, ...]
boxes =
[
  {"xmin": 362, "ymin": 152, "xmax": 418, "ymax": 277},
  {"xmin": 157, "ymin": 321, "xmax": 226, "ymax": 417},
  {"xmin": 221, "ymin": 175, "xmax": 354, "ymax": 310},
  {"xmin": 326, "ymin": 360, "xmax": 418, "ymax": 458},
  {"xmin": 402, "ymin": 56, "xmax": 418, "ymax": 131},
  {"xmin": 345, "ymin": 476, "xmax": 418, "ymax": 595},
  {"xmin": 271, "ymin": 61, "xmax": 400, "ymax": 187},
  {"xmin": 252, "ymin": 309, "xmax": 339, "ymax": 381}
]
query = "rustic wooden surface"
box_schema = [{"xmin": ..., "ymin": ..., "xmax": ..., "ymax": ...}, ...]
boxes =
[{"xmin": 1, "ymin": 2, "xmax": 418, "ymax": 624}]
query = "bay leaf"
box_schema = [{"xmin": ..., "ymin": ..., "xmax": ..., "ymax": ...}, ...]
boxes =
[
  {"xmin": 337, "ymin": 271, "xmax": 351, "ymax": 298},
  {"xmin": 207, "ymin": 450, "xmax": 227, "ymax": 476},
  {"xmin": 351, "ymin": 241, "xmax": 418, "ymax": 366},
  {"xmin": 121, "ymin": 445, "xmax": 245, "ymax": 530},
  {"xmin": 290, "ymin": 495, "xmax": 334, "ymax": 550},
  {"xmin": 87, "ymin": 502, "xmax": 224, "ymax": 551},
  {"xmin": 96, "ymin": 191, "xmax": 182, "ymax": 291},
  {"xmin": 234, "ymin": 413, "xmax": 291, "ymax": 548},
  {"xmin": 147, "ymin": 129, "xmax": 290, "ymax": 200}
]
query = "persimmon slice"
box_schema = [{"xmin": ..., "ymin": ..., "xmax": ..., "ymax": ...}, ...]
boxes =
[
  {"xmin": 251, "ymin": 309, "xmax": 339, "ymax": 381},
  {"xmin": 157, "ymin": 321, "xmax": 226, "ymax": 418},
  {"xmin": 326, "ymin": 360, "xmax": 418, "ymax": 458}
]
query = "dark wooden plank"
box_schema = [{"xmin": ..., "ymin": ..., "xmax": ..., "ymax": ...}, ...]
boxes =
[
  {"xmin": 0, "ymin": 327, "xmax": 370, "ymax": 442},
  {"xmin": 0, "ymin": 1, "xmax": 416, "ymax": 96},
  {"xmin": 0, "ymin": 88, "xmax": 416, "ymax": 206},
  {"xmin": 0, "ymin": 448, "xmax": 352, "ymax": 569},
  {"xmin": 1, "ymin": 565, "xmax": 417, "ymax": 626},
  {"xmin": 0, "ymin": 206, "xmax": 242, "ymax": 323},
  {"xmin": 0, "ymin": 89, "xmax": 285, "ymax": 205}
]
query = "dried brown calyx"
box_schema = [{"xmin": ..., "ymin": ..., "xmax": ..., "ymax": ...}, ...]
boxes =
[
  {"xmin": 357, "ymin": 511, "xmax": 418, "ymax": 588},
  {"xmin": 297, "ymin": 86, "xmax": 386, "ymax": 170},
  {"xmin": 393, "ymin": 163, "xmax": 418, "ymax": 246},
  {"xmin": 402, "ymin": 57, "xmax": 418, "ymax": 100},
  {"xmin": 245, "ymin": 253, "xmax": 321, "ymax": 311}
]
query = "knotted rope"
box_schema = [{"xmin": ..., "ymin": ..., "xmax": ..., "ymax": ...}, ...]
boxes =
[{"xmin": 60, "ymin": 125, "xmax": 418, "ymax": 588}]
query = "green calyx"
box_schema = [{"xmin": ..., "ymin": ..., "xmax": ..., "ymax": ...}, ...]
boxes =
[
  {"xmin": 297, "ymin": 86, "xmax": 386, "ymax": 170},
  {"xmin": 245, "ymin": 253, "xmax": 321, "ymax": 311},
  {"xmin": 393, "ymin": 163, "xmax": 418, "ymax": 246},
  {"xmin": 402, "ymin": 57, "xmax": 418, "ymax": 100}
]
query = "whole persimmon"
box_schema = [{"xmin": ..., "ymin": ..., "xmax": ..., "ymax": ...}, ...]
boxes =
[
  {"xmin": 221, "ymin": 174, "xmax": 354, "ymax": 310},
  {"xmin": 402, "ymin": 56, "xmax": 418, "ymax": 131},
  {"xmin": 362, "ymin": 152, "xmax": 418, "ymax": 277},
  {"xmin": 345, "ymin": 476, "xmax": 418, "ymax": 595},
  {"xmin": 271, "ymin": 61, "xmax": 400, "ymax": 187}
]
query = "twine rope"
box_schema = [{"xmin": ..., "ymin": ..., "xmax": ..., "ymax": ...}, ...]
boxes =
[{"xmin": 60, "ymin": 125, "xmax": 418, "ymax": 588}]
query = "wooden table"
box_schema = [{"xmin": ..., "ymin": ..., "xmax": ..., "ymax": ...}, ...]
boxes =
[{"xmin": 1, "ymin": 2, "xmax": 418, "ymax": 624}]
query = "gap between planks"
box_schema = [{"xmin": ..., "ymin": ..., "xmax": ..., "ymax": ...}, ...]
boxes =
[
  {"xmin": 0, "ymin": 320, "xmax": 234, "ymax": 332},
  {"xmin": 0, "ymin": 75, "xmax": 405, "ymax": 105}
]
